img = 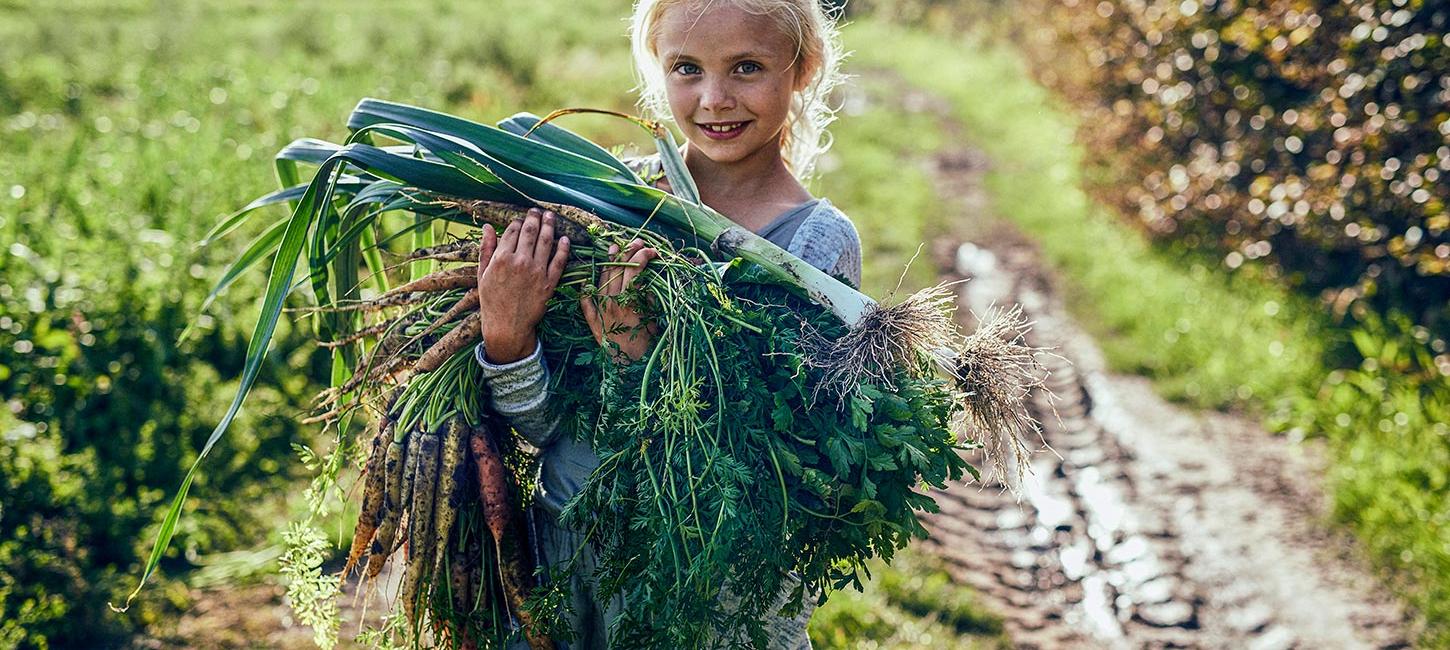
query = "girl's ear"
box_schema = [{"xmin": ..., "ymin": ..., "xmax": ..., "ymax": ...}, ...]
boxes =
[{"xmin": 793, "ymin": 59, "xmax": 816, "ymax": 93}]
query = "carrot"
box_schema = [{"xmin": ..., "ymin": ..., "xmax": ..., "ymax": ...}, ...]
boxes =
[
  {"xmin": 341, "ymin": 414, "xmax": 392, "ymax": 579},
  {"xmin": 318, "ymin": 319, "xmax": 398, "ymax": 349},
  {"xmin": 287, "ymin": 290, "xmax": 429, "ymax": 314},
  {"xmin": 366, "ymin": 423, "xmax": 414, "ymax": 581},
  {"xmin": 300, "ymin": 407, "xmax": 341, "ymax": 426},
  {"xmin": 403, "ymin": 239, "xmax": 480, "ymax": 265},
  {"xmin": 413, "ymin": 312, "xmax": 482, "ymax": 374},
  {"xmin": 470, "ymin": 419, "xmax": 554, "ymax": 650},
  {"xmin": 444, "ymin": 198, "xmax": 597, "ymax": 247},
  {"xmin": 324, "ymin": 356, "xmax": 408, "ymax": 410},
  {"xmin": 430, "ymin": 416, "xmax": 467, "ymax": 573},
  {"xmin": 465, "ymin": 531, "xmax": 485, "ymax": 645},
  {"xmin": 400, "ymin": 426, "xmax": 441, "ymax": 624},
  {"xmin": 450, "ymin": 544, "xmax": 477, "ymax": 650},
  {"xmin": 292, "ymin": 266, "xmax": 472, "ymax": 321},
  {"xmin": 381, "ymin": 265, "xmax": 477, "ymax": 299},
  {"xmin": 367, "ymin": 310, "xmax": 429, "ymax": 364}
]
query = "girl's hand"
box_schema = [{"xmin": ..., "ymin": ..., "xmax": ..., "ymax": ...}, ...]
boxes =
[
  {"xmin": 580, "ymin": 239, "xmax": 659, "ymax": 363},
  {"xmin": 476, "ymin": 209, "xmax": 570, "ymax": 364}
]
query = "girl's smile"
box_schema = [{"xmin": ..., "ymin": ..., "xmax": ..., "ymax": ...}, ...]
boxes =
[{"xmin": 696, "ymin": 119, "xmax": 752, "ymax": 140}]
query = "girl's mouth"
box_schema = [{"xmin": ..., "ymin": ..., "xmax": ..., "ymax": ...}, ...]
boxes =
[{"xmin": 697, "ymin": 120, "xmax": 750, "ymax": 141}]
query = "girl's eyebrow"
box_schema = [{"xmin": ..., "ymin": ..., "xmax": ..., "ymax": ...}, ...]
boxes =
[
  {"xmin": 661, "ymin": 50, "xmax": 773, "ymax": 64},
  {"xmin": 723, "ymin": 50, "xmax": 771, "ymax": 62}
]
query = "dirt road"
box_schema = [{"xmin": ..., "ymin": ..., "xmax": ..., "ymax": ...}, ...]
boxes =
[{"xmin": 913, "ymin": 112, "xmax": 1411, "ymax": 649}]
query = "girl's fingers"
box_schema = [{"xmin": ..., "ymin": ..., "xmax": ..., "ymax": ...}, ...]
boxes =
[
  {"xmin": 579, "ymin": 295, "xmax": 604, "ymax": 344},
  {"xmin": 547, "ymin": 237, "xmax": 570, "ymax": 285},
  {"xmin": 621, "ymin": 239, "xmax": 644, "ymax": 265},
  {"xmin": 516, "ymin": 209, "xmax": 541, "ymax": 257},
  {"xmin": 476, "ymin": 227, "xmax": 497, "ymax": 285},
  {"xmin": 534, "ymin": 211, "xmax": 557, "ymax": 263},
  {"xmin": 498, "ymin": 217, "xmax": 521, "ymax": 255},
  {"xmin": 621, "ymin": 247, "xmax": 658, "ymax": 288},
  {"xmin": 615, "ymin": 241, "xmax": 643, "ymax": 278},
  {"xmin": 604, "ymin": 244, "xmax": 624, "ymax": 294}
]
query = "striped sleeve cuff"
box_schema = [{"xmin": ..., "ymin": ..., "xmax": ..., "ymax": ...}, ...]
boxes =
[{"xmin": 474, "ymin": 340, "xmax": 561, "ymax": 448}]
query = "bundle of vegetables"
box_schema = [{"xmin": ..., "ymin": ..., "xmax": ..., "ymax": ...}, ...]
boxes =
[{"xmin": 124, "ymin": 98, "xmax": 1047, "ymax": 647}]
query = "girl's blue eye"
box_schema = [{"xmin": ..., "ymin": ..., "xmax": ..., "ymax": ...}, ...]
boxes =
[
  {"xmin": 736, "ymin": 61, "xmax": 762, "ymax": 74},
  {"xmin": 673, "ymin": 63, "xmax": 701, "ymax": 76}
]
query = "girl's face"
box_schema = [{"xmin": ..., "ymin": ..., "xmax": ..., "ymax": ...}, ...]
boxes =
[{"xmin": 654, "ymin": 3, "xmax": 806, "ymax": 167}]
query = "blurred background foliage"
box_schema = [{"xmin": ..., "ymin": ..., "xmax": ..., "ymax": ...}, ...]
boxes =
[
  {"xmin": 3, "ymin": 0, "xmax": 1449, "ymax": 647},
  {"xmin": 1022, "ymin": 0, "xmax": 1450, "ymax": 349}
]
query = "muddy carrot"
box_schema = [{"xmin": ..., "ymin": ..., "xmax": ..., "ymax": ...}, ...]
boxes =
[
  {"xmin": 400, "ymin": 426, "xmax": 441, "ymax": 623},
  {"xmin": 450, "ymin": 543, "xmax": 478, "ymax": 650},
  {"xmin": 403, "ymin": 239, "xmax": 480, "ymax": 265},
  {"xmin": 364, "ymin": 421, "xmax": 409, "ymax": 580},
  {"xmin": 368, "ymin": 422, "xmax": 418, "ymax": 580},
  {"xmin": 341, "ymin": 415, "xmax": 392, "ymax": 579},
  {"xmin": 413, "ymin": 312, "xmax": 482, "ymax": 374},
  {"xmin": 381, "ymin": 265, "xmax": 478, "ymax": 298},
  {"xmin": 431, "ymin": 416, "xmax": 467, "ymax": 573},
  {"xmin": 318, "ymin": 319, "xmax": 399, "ymax": 349}
]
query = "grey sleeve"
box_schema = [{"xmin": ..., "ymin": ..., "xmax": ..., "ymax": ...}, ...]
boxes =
[
  {"xmin": 787, "ymin": 203, "xmax": 863, "ymax": 288},
  {"xmin": 473, "ymin": 340, "xmax": 563, "ymax": 449}
]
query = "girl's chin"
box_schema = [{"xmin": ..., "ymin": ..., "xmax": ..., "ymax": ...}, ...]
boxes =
[{"xmin": 686, "ymin": 139, "xmax": 761, "ymax": 165}]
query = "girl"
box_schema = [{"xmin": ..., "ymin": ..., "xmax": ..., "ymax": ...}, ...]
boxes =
[{"xmin": 473, "ymin": 0, "xmax": 859, "ymax": 646}]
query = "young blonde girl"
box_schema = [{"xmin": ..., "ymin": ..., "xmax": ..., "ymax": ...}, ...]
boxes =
[{"xmin": 472, "ymin": 1, "xmax": 860, "ymax": 646}]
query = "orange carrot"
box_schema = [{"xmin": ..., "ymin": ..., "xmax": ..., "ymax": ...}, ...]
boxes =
[{"xmin": 470, "ymin": 420, "xmax": 554, "ymax": 650}]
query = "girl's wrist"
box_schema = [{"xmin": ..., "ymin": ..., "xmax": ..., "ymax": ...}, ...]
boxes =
[{"xmin": 481, "ymin": 330, "xmax": 537, "ymax": 365}]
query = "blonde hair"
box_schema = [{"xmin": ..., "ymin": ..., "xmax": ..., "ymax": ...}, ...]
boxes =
[{"xmin": 629, "ymin": 0, "xmax": 848, "ymax": 180}]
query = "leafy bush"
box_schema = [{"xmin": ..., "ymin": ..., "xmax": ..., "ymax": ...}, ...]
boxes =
[
  {"xmin": 1020, "ymin": 0, "xmax": 1450, "ymax": 342},
  {"xmin": 1276, "ymin": 312, "xmax": 1450, "ymax": 635},
  {"xmin": 0, "ymin": 5, "xmax": 330, "ymax": 645},
  {"xmin": 0, "ymin": 275, "xmax": 318, "ymax": 647}
]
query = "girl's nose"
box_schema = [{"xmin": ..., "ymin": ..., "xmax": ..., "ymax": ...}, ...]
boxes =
[{"xmin": 699, "ymin": 78, "xmax": 736, "ymax": 112}]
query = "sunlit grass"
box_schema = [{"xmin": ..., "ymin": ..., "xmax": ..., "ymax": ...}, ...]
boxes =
[{"xmin": 809, "ymin": 551, "xmax": 1008, "ymax": 650}]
